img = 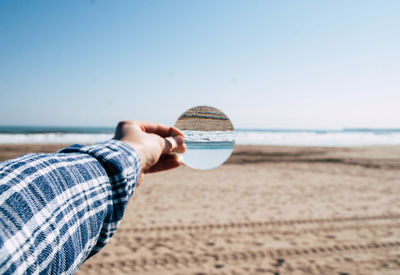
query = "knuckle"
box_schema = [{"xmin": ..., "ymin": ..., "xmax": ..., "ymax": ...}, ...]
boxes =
[
  {"xmin": 117, "ymin": 120, "xmax": 136, "ymax": 128},
  {"xmin": 117, "ymin": 121, "xmax": 127, "ymax": 128}
]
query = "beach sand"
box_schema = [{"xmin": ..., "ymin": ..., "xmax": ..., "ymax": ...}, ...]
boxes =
[
  {"xmin": 175, "ymin": 106, "xmax": 234, "ymax": 131},
  {"xmin": 1, "ymin": 144, "xmax": 400, "ymax": 274}
]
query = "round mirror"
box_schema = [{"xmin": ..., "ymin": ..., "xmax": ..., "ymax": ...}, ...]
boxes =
[{"xmin": 175, "ymin": 106, "xmax": 235, "ymax": 170}]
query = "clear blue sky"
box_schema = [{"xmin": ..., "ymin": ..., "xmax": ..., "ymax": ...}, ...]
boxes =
[{"xmin": 1, "ymin": 0, "xmax": 399, "ymax": 129}]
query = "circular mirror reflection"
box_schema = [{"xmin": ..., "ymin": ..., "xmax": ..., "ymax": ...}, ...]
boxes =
[{"xmin": 175, "ymin": 106, "xmax": 235, "ymax": 170}]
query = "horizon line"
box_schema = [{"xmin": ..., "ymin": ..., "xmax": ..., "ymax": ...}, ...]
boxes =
[{"xmin": 0, "ymin": 125, "xmax": 400, "ymax": 132}]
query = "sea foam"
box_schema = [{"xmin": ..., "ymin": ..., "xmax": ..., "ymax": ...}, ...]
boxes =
[
  {"xmin": 0, "ymin": 133, "xmax": 113, "ymax": 144},
  {"xmin": 0, "ymin": 129, "xmax": 400, "ymax": 146},
  {"xmin": 235, "ymin": 130, "xmax": 400, "ymax": 146},
  {"xmin": 182, "ymin": 130, "xmax": 235, "ymax": 143}
]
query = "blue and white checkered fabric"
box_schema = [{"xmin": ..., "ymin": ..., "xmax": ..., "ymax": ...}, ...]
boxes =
[{"xmin": 0, "ymin": 140, "xmax": 141, "ymax": 274}]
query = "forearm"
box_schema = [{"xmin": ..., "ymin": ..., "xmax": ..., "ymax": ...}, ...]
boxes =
[{"xmin": 0, "ymin": 140, "xmax": 141, "ymax": 274}]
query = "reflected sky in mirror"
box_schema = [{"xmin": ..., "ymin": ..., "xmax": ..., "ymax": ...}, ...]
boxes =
[{"xmin": 181, "ymin": 130, "xmax": 235, "ymax": 170}]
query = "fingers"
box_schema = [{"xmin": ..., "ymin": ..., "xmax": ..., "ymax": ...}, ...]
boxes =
[
  {"xmin": 139, "ymin": 121, "xmax": 184, "ymax": 138},
  {"xmin": 146, "ymin": 154, "xmax": 184, "ymax": 173},
  {"xmin": 163, "ymin": 135, "xmax": 186, "ymax": 154},
  {"xmin": 114, "ymin": 120, "xmax": 186, "ymax": 175},
  {"xmin": 174, "ymin": 136, "xmax": 186, "ymax": 153}
]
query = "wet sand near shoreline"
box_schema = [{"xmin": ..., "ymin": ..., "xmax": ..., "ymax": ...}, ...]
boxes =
[{"xmin": 1, "ymin": 145, "xmax": 400, "ymax": 274}]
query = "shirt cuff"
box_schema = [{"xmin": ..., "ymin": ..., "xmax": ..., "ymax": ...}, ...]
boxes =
[{"xmin": 59, "ymin": 139, "xmax": 141, "ymax": 221}]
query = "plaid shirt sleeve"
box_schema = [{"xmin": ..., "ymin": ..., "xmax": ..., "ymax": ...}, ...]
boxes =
[{"xmin": 0, "ymin": 139, "xmax": 141, "ymax": 274}]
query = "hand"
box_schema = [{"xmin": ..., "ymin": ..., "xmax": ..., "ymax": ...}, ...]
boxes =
[{"xmin": 113, "ymin": 121, "xmax": 186, "ymax": 177}]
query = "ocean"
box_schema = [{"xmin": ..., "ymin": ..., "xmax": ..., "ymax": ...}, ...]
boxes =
[{"xmin": 0, "ymin": 126, "xmax": 400, "ymax": 146}]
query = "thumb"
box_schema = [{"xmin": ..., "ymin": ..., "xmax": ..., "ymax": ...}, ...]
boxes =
[
  {"xmin": 163, "ymin": 136, "xmax": 177, "ymax": 154},
  {"xmin": 163, "ymin": 135, "xmax": 185, "ymax": 154}
]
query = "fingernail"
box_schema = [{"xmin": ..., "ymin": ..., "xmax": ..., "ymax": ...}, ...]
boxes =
[
  {"xmin": 174, "ymin": 135, "xmax": 185, "ymax": 146},
  {"xmin": 177, "ymin": 154, "xmax": 184, "ymax": 164},
  {"xmin": 165, "ymin": 136, "xmax": 177, "ymax": 151}
]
